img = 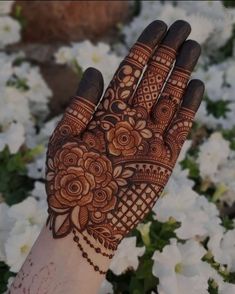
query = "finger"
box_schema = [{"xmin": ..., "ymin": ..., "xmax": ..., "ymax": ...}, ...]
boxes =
[
  {"xmin": 132, "ymin": 20, "xmax": 191, "ymax": 112},
  {"xmin": 53, "ymin": 67, "xmax": 104, "ymax": 139},
  {"xmin": 151, "ymin": 40, "xmax": 201, "ymax": 134},
  {"xmin": 164, "ymin": 79, "xmax": 205, "ymax": 163},
  {"xmin": 103, "ymin": 20, "xmax": 167, "ymax": 103}
]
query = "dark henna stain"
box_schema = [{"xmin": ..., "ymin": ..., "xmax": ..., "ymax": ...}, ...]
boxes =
[
  {"xmin": 137, "ymin": 20, "xmax": 167, "ymax": 49},
  {"xmin": 161, "ymin": 20, "xmax": 191, "ymax": 50},
  {"xmin": 175, "ymin": 40, "xmax": 201, "ymax": 72},
  {"xmin": 180, "ymin": 79, "xmax": 205, "ymax": 112},
  {"xmin": 45, "ymin": 19, "xmax": 203, "ymax": 275},
  {"xmin": 76, "ymin": 67, "xmax": 104, "ymax": 104}
]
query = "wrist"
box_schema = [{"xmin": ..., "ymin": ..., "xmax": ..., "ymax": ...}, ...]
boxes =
[{"xmin": 72, "ymin": 228, "xmax": 114, "ymax": 275}]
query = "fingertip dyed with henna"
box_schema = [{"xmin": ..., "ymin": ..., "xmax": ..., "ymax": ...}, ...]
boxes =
[
  {"xmin": 162, "ymin": 20, "xmax": 191, "ymax": 50},
  {"xmin": 176, "ymin": 40, "xmax": 201, "ymax": 71},
  {"xmin": 76, "ymin": 67, "xmax": 104, "ymax": 103},
  {"xmin": 137, "ymin": 20, "xmax": 168, "ymax": 48},
  {"xmin": 181, "ymin": 79, "xmax": 205, "ymax": 112}
]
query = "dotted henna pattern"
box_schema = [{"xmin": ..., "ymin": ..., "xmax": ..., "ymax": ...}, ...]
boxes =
[{"xmin": 46, "ymin": 38, "xmax": 198, "ymax": 273}]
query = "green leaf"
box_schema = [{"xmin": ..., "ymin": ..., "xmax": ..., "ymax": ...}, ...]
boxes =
[
  {"xmin": 223, "ymin": 0, "xmax": 235, "ymax": 7},
  {"xmin": 0, "ymin": 147, "xmax": 36, "ymax": 205},
  {"xmin": 208, "ymin": 279, "xmax": 219, "ymax": 294},
  {"xmin": 222, "ymin": 216, "xmax": 234, "ymax": 230},
  {"xmin": 180, "ymin": 156, "xmax": 200, "ymax": 179},
  {"xmin": 0, "ymin": 262, "xmax": 15, "ymax": 293},
  {"xmin": 205, "ymin": 97, "xmax": 231, "ymax": 119}
]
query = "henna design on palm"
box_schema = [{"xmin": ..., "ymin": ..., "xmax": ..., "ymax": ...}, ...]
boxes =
[{"xmin": 46, "ymin": 20, "xmax": 204, "ymax": 272}]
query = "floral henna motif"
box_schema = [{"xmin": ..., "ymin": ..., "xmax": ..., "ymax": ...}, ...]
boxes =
[
  {"xmin": 47, "ymin": 142, "xmax": 126, "ymax": 234},
  {"xmin": 46, "ymin": 36, "xmax": 198, "ymax": 271},
  {"xmin": 107, "ymin": 119, "xmax": 151, "ymax": 156}
]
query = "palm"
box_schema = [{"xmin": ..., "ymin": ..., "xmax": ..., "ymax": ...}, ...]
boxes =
[{"xmin": 46, "ymin": 20, "xmax": 203, "ymax": 254}]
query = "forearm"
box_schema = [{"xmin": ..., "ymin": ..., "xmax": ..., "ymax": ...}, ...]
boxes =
[{"xmin": 9, "ymin": 224, "xmax": 111, "ymax": 294}]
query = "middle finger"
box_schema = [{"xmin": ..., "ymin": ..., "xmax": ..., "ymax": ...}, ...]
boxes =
[{"xmin": 132, "ymin": 20, "xmax": 191, "ymax": 112}]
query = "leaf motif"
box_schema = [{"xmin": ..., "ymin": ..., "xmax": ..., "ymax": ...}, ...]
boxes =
[
  {"xmin": 53, "ymin": 213, "xmax": 71, "ymax": 237},
  {"xmin": 121, "ymin": 169, "xmax": 134, "ymax": 178},
  {"xmin": 103, "ymin": 98, "xmax": 109, "ymax": 110},
  {"xmin": 95, "ymin": 111, "xmax": 105, "ymax": 116},
  {"xmin": 117, "ymin": 101, "xmax": 127, "ymax": 110},
  {"xmin": 140, "ymin": 129, "xmax": 152, "ymax": 138},
  {"xmin": 129, "ymin": 117, "xmax": 135, "ymax": 126},
  {"xmin": 88, "ymin": 121, "xmax": 96, "ymax": 129},
  {"xmin": 116, "ymin": 178, "xmax": 127, "ymax": 186},
  {"xmin": 113, "ymin": 165, "xmax": 122, "ymax": 178},
  {"xmin": 135, "ymin": 120, "xmax": 146, "ymax": 130},
  {"xmin": 71, "ymin": 206, "xmax": 89, "ymax": 231},
  {"xmin": 47, "ymin": 158, "xmax": 54, "ymax": 169},
  {"xmin": 121, "ymin": 90, "xmax": 131, "ymax": 99},
  {"xmin": 46, "ymin": 171, "xmax": 54, "ymax": 181}
]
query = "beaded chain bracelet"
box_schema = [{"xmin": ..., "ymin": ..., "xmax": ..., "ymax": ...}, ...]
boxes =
[
  {"xmin": 82, "ymin": 235, "xmax": 114, "ymax": 259},
  {"xmin": 72, "ymin": 229, "xmax": 107, "ymax": 275}
]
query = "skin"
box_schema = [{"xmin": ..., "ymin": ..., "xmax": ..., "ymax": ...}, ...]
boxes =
[{"xmin": 10, "ymin": 20, "xmax": 204, "ymax": 294}]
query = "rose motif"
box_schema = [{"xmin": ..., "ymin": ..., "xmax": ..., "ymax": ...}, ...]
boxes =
[
  {"xmin": 88, "ymin": 184, "xmax": 118, "ymax": 224},
  {"xmin": 107, "ymin": 121, "xmax": 142, "ymax": 156},
  {"xmin": 47, "ymin": 142, "xmax": 119, "ymax": 232},
  {"xmin": 49, "ymin": 166, "xmax": 95, "ymax": 208},
  {"xmin": 54, "ymin": 142, "xmax": 87, "ymax": 168},
  {"xmin": 79, "ymin": 152, "xmax": 112, "ymax": 187}
]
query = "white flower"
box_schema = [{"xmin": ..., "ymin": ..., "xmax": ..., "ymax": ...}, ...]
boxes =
[
  {"xmin": 196, "ymin": 66, "xmax": 224, "ymax": 102},
  {"xmin": 5, "ymin": 224, "xmax": 40, "ymax": 272},
  {"xmin": 0, "ymin": 122, "xmax": 25, "ymax": 153},
  {"xmin": 123, "ymin": 1, "xmax": 235, "ymax": 52},
  {"xmin": 74, "ymin": 40, "xmax": 111, "ymax": 68},
  {"xmin": 154, "ymin": 181, "xmax": 222, "ymax": 240},
  {"xmin": 12, "ymin": 62, "xmax": 51, "ymax": 118},
  {"xmin": 5, "ymin": 276, "xmax": 14, "ymax": 294},
  {"xmin": 110, "ymin": 237, "xmax": 145, "ymax": 275},
  {"xmin": 30, "ymin": 181, "xmax": 47, "ymax": 201},
  {"xmin": 157, "ymin": 3, "xmax": 187, "ymax": 25},
  {"xmin": 185, "ymin": 13, "xmax": 214, "ymax": 44},
  {"xmin": 153, "ymin": 186, "xmax": 198, "ymax": 224},
  {"xmin": 226, "ymin": 61, "xmax": 235, "ymax": 89},
  {"xmin": 175, "ymin": 195, "xmax": 221, "ymax": 240},
  {"xmin": 0, "ymin": 86, "xmax": 31, "ymax": 127},
  {"xmin": 8, "ymin": 197, "xmax": 47, "ymax": 227},
  {"xmin": 177, "ymin": 140, "xmax": 192, "ymax": 163},
  {"xmin": 208, "ymin": 229, "xmax": 235, "ymax": 271},
  {"xmin": 152, "ymin": 239, "xmax": 208, "ymax": 294},
  {"xmin": 0, "ymin": 203, "xmax": 13, "ymax": 262},
  {"xmin": 26, "ymin": 115, "xmax": 61, "ymax": 149},
  {"xmin": 0, "ymin": 16, "xmax": 21, "ymax": 48},
  {"xmin": 179, "ymin": 1, "xmax": 235, "ymax": 49},
  {"xmin": 54, "ymin": 46, "xmax": 74, "ymax": 64},
  {"xmin": 55, "ymin": 41, "xmax": 121, "ymax": 87},
  {"xmin": 99, "ymin": 279, "xmax": 113, "ymax": 294},
  {"xmin": 219, "ymin": 281, "xmax": 235, "ymax": 294},
  {"xmin": 166, "ymin": 165, "xmax": 194, "ymax": 195},
  {"xmin": 197, "ymin": 132, "xmax": 230, "ymax": 179},
  {"xmin": 137, "ymin": 221, "xmax": 151, "ymax": 246},
  {"xmin": 0, "ymin": 1, "xmax": 13, "ymax": 15},
  {"xmin": 27, "ymin": 151, "xmax": 46, "ymax": 179}
]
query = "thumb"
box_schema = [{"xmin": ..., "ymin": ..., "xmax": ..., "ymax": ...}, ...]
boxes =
[{"xmin": 55, "ymin": 67, "xmax": 104, "ymax": 138}]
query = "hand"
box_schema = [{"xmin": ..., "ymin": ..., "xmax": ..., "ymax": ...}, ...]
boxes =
[{"xmin": 46, "ymin": 20, "xmax": 204, "ymax": 274}]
